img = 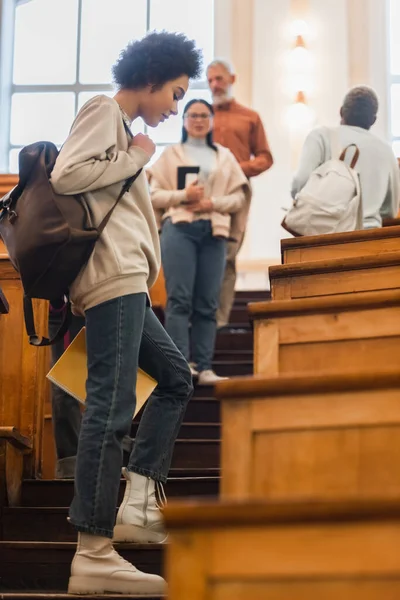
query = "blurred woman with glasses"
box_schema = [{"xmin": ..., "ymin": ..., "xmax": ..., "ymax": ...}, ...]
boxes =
[{"xmin": 150, "ymin": 99, "xmax": 250, "ymax": 385}]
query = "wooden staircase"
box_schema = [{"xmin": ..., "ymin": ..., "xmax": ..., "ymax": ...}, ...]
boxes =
[
  {"xmin": 163, "ymin": 226, "xmax": 400, "ymax": 599},
  {"xmin": 0, "ymin": 290, "xmax": 268, "ymax": 597}
]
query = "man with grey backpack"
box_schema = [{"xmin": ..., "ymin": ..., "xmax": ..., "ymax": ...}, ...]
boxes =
[{"xmin": 287, "ymin": 86, "xmax": 399, "ymax": 235}]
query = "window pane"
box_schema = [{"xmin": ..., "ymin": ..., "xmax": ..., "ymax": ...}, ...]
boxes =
[
  {"xmin": 390, "ymin": 0, "xmax": 400, "ymax": 74},
  {"xmin": 11, "ymin": 93, "xmax": 76, "ymax": 146},
  {"xmin": 393, "ymin": 141, "xmax": 400, "ymax": 158},
  {"xmin": 9, "ymin": 149, "xmax": 22, "ymax": 174},
  {"xmin": 79, "ymin": 0, "xmax": 147, "ymax": 84},
  {"xmin": 150, "ymin": 0, "xmax": 214, "ymax": 79},
  {"xmin": 391, "ymin": 85, "xmax": 400, "ymax": 137},
  {"xmin": 78, "ymin": 92, "xmax": 146, "ymax": 135},
  {"xmin": 13, "ymin": 0, "xmax": 78, "ymax": 84},
  {"xmin": 151, "ymin": 87, "xmax": 212, "ymax": 144},
  {"xmin": 148, "ymin": 145, "xmax": 165, "ymax": 168}
]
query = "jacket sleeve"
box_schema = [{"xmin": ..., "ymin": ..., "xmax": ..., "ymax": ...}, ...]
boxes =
[
  {"xmin": 50, "ymin": 97, "xmax": 150, "ymax": 195},
  {"xmin": 211, "ymin": 149, "xmax": 248, "ymax": 213},
  {"xmin": 239, "ymin": 114, "xmax": 273, "ymax": 178},
  {"xmin": 211, "ymin": 189, "xmax": 246, "ymax": 213},
  {"xmin": 150, "ymin": 178, "xmax": 187, "ymax": 209},
  {"xmin": 291, "ymin": 129, "xmax": 325, "ymax": 199}
]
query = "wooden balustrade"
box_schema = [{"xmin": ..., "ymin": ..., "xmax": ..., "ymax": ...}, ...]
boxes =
[
  {"xmin": 165, "ymin": 498, "xmax": 400, "ymax": 599},
  {"xmin": 269, "ymin": 252, "xmax": 400, "ymax": 300},
  {"xmin": 216, "ymin": 371, "xmax": 400, "ymax": 501},
  {"xmin": 281, "ymin": 225, "xmax": 400, "ymax": 264},
  {"xmin": 249, "ymin": 289, "xmax": 400, "ymax": 377},
  {"xmin": 0, "ymin": 175, "xmax": 50, "ymax": 504}
]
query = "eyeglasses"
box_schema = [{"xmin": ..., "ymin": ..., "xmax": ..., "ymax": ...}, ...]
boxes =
[{"xmin": 184, "ymin": 113, "xmax": 212, "ymax": 120}]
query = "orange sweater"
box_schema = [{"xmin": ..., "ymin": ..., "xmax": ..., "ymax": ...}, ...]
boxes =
[{"xmin": 213, "ymin": 100, "xmax": 273, "ymax": 178}]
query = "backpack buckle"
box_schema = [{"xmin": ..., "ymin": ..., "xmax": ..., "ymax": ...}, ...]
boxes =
[{"xmin": 8, "ymin": 210, "xmax": 18, "ymax": 224}]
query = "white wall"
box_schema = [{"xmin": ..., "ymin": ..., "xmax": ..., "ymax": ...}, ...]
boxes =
[
  {"xmin": 226, "ymin": 0, "xmax": 391, "ymax": 264},
  {"xmin": 246, "ymin": 0, "xmax": 350, "ymax": 261}
]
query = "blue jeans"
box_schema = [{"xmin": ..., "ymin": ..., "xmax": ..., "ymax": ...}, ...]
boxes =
[
  {"xmin": 49, "ymin": 306, "xmax": 85, "ymax": 477},
  {"xmin": 69, "ymin": 293, "xmax": 193, "ymax": 538},
  {"xmin": 161, "ymin": 219, "xmax": 226, "ymax": 372}
]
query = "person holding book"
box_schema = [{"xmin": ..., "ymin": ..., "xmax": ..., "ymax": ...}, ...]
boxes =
[
  {"xmin": 150, "ymin": 99, "xmax": 250, "ymax": 386},
  {"xmin": 50, "ymin": 32, "xmax": 202, "ymax": 596}
]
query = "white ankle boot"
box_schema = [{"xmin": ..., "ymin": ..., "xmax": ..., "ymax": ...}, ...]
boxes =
[
  {"xmin": 113, "ymin": 468, "xmax": 168, "ymax": 544},
  {"xmin": 68, "ymin": 532, "xmax": 166, "ymax": 595}
]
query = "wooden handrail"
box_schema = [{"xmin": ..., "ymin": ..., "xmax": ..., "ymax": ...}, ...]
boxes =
[
  {"xmin": 383, "ymin": 217, "xmax": 400, "ymax": 228},
  {"xmin": 0, "ymin": 287, "xmax": 9, "ymax": 313},
  {"xmin": 270, "ymin": 250, "xmax": 400, "ymax": 279},
  {"xmin": 165, "ymin": 497, "xmax": 400, "ymax": 529},
  {"xmin": 0, "ymin": 426, "xmax": 32, "ymax": 451},
  {"xmin": 281, "ymin": 224, "xmax": 400, "ymax": 255},
  {"xmin": 248, "ymin": 288, "xmax": 400, "ymax": 319},
  {"xmin": 214, "ymin": 369, "xmax": 400, "ymax": 400}
]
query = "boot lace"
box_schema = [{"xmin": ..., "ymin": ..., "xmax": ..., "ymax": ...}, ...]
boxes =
[{"xmin": 155, "ymin": 481, "xmax": 167, "ymax": 509}]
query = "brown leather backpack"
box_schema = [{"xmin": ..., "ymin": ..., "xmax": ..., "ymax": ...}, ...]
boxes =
[{"xmin": 0, "ymin": 138, "xmax": 141, "ymax": 346}]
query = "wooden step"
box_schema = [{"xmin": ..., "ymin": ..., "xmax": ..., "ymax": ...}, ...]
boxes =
[
  {"xmin": 20, "ymin": 475, "xmax": 220, "ymax": 508},
  {"xmin": 213, "ymin": 349, "xmax": 253, "ymax": 362},
  {"xmin": 0, "ymin": 286, "xmax": 9, "ymax": 313},
  {"xmin": 170, "ymin": 440, "xmax": 219, "ymax": 470},
  {"xmin": 0, "ymin": 542, "xmax": 163, "ymax": 591},
  {"xmin": 212, "ymin": 360, "xmax": 253, "ymax": 377},
  {"xmin": 0, "ymin": 595, "xmax": 163, "ymax": 600},
  {"xmin": 227, "ymin": 306, "xmax": 251, "ymax": 324},
  {"xmin": 235, "ymin": 290, "xmax": 270, "ymax": 302},
  {"xmin": 215, "ymin": 329, "xmax": 253, "ymax": 351},
  {"xmin": 165, "ymin": 497, "xmax": 400, "ymax": 600},
  {"xmin": 281, "ymin": 225, "xmax": 400, "ymax": 265},
  {"xmin": 249, "ymin": 289, "xmax": 400, "ymax": 376},
  {"xmin": 216, "ymin": 370, "xmax": 400, "ymax": 501},
  {"xmin": 132, "ymin": 422, "xmax": 220, "ymax": 440},
  {"xmin": 269, "ymin": 251, "xmax": 400, "ymax": 300}
]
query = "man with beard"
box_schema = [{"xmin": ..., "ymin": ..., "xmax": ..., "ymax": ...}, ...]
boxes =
[{"xmin": 207, "ymin": 59, "xmax": 273, "ymax": 329}]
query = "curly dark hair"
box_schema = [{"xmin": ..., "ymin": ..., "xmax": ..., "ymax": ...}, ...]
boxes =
[
  {"xmin": 112, "ymin": 31, "xmax": 203, "ymax": 90},
  {"xmin": 341, "ymin": 86, "xmax": 379, "ymax": 130}
]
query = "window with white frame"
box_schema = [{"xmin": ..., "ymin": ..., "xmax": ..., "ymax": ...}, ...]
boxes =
[
  {"xmin": 389, "ymin": 0, "xmax": 400, "ymax": 155},
  {"xmin": 2, "ymin": 0, "xmax": 214, "ymax": 172}
]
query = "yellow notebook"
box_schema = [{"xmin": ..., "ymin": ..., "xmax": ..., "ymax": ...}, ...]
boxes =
[{"xmin": 47, "ymin": 327, "xmax": 157, "ymax": 418}]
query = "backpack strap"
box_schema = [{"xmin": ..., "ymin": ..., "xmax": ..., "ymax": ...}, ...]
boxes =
[
  {"xmin": 97, "ymin": 119, "xmax": 143, "ymax": 235},
  {"xmin": 339, "ymin": 144, "xmax": 360, "ymax": 169},
  {"xmin": 24, "ymin": 295, "xmax": 72, "ymax": 347}
]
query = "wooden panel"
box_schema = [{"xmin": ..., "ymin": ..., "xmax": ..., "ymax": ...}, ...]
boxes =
[
  {"xmin": 254, "ymin": 321, "xmax": 279, "ymax": 375},
  {"xmin": 280, "ymin": 336, "xmax": 400, "ymax": 375},
  {"xmin": 166, "ymin": 531, "xmax": 209, "ymax": 600},
  {"xmin": 166, "ymin": 508, "xmax": 400, "ymax": 600},
  {"xmin": 252, "ymin": 426, "xmax": 400, "ymax": 499},
  {"xmin": 220, "ymin": 400, "xmax": 252, "ymax": 499},
  {"xmin": 273, "ymin": 264, "xmax": 400, "ymax": 300},
  {"xmin": 0, "ymin": 174, "xmax": 18, "ymax": 195},
  {"xmin": 149, "ymin": 266, "xmax": 167, "ymax": 310},
  {"xmin": 211, "ymin": 580, "xmax": 400, "ymax": 600},
  {"xmin": 249, "ymin": 389, "xmax": 400, "ymax": 432},
  {"xmin": 221, "ymin": 384, "xmax": 400, "ymax": 500},
  {"xmin": 284, "ymin": 236, "xmax": 400, "ymax": 264},
  {"xmin": 281, "ymin": 226, "xmax": 400, "ymax": 265},
  {"xmin": 0, "ymin": 254, "xmax": 50, "ymax": 479}
]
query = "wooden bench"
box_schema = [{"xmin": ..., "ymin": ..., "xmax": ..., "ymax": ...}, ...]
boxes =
[
  {"xmin": 249, "ymin": 289, "xmax": 400, "ymax": 376},
  {"xmin": 269, "ymin": 252, "xmax": 400, "ymax": 300},
  {"xmin": 0, "ymin": 427, "xmax": 31, "ymax": 506},
  {"xmin": 216, "ymin": 371, "xmax": 400, "ymax": 501},
  {"xmin": 281, "ymin": 226, "xmax": 400, "ymax": 265},
  {"xmin": 0, "ymin": 239, "xmax": 50, "ymax": 496},
  {"xmin": 165, "ymin": 498, "xmax": 400, "ymax": 599},
  {"xmin": 0, "ymin": 287, "xmax": 9, "ymax": 314}
]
